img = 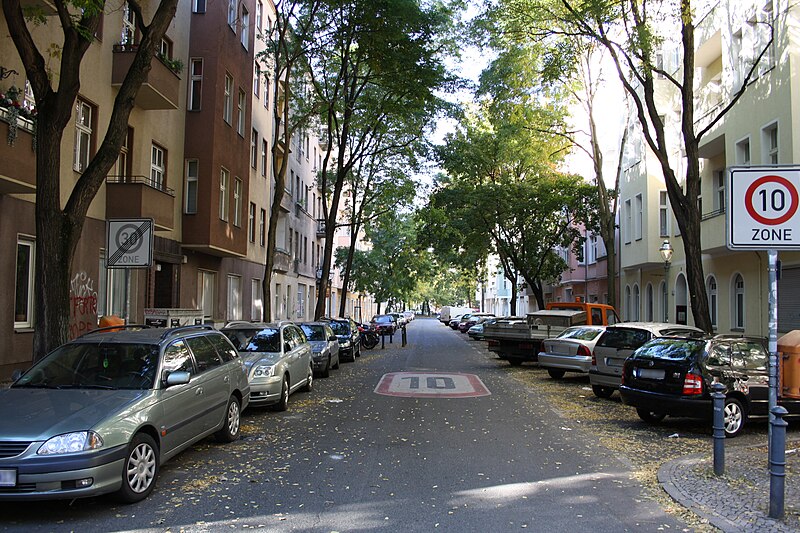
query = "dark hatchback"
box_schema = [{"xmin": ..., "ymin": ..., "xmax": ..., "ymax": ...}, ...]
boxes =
[
  {"xmin": 619, "ymin": 334, "xmax": 800, "ymax": 437},
  {"xmin": 321, "ymin": 317, "xmax": 361, "ymax": 362}
]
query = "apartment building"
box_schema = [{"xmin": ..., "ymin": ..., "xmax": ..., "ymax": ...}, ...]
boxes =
[{"xmin": 617, "ymin": 0, "xmax": 800, "ymax": 334}]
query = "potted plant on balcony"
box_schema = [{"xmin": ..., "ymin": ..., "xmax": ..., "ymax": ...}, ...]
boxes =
[
  {"xmin": 0, "ymin": 85, "xmax": 36, "ymax": 146},
  {"xmin": 157, "ymin": 54, "xmax": 183, "ymax": 76}
]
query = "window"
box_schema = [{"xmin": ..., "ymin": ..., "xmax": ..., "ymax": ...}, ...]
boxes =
[
  {"xmin": 624, "ymin": 286, "xmax": 631, "ymax": 321},
  {"xmin": 763, "ymin": 122, "xmax": 778, "ymax": 164},
  {"xmin": 634, "ymin": 193, "xmax": 643, "ymax": 240},
  {"xmin": 707, "ymin": 276, "xmax": 718, "ymax": 329},
  {"xmin": 150, "ymin": 144, "xmax": 165, "ymax": 189},
  {"xmin": 23, "ymin": 80, "xmax": 34, "ymax": 112},
  {"xmin": 189, "ymin": 59, "xmax": 203, "ymax": 111},
  {"xmin": 159, "ymin": 37, "xmax": 171, "ymax": 59},
  {"xmin": 264, "ymin": 78, "xmax": 269, "ymax": 108},
  {"xmin": 74, "ymin": 99, "xmax": 93, "ymax": 172},
  {"xmin": 186, "ymin": 336, "xmax": 222, "ymax": 373},
  {"xmin": 256, "ymin": 1, "xmax": 263, "ymax": 31},
  {"xmin": 219, "ymin": 168, "xmax": 230, "ymax": 221},
  {"xmin": 240, "ymin": 7, "xmax": 249, "ymax": 49},
  {"xmin": 251, "ymin": 129, "xmax": 258, "ymax": 168},
  {"xmin": 633, "ymin": 284, "xmax": 640, "ymax": 321},
  {"xmin": 227, "ymin": 275, "xmax": 242, "ymax": 320},
  {"xmin": 624, "ymin": 199, "xmax": 632, "ymax": 244},
  {"xmin": 261, "ymin": 139, "xmax": 267, "ymax": 177},
  {"xmin": 111, "ymin": 128, "xmax": 130, "ymax": 180},
  {"xmin": 659, "ymin": 191, "xmax": 669, "ymax": 237},
  {"xmin": 645, "ymin": 284, "xmax": 653, "ymax": 322},
  {"xmin": 14, "ymin": 239, "xmax": 35, "ymax": 328},
  {"xmin": 251, "ymin": 278, "xmax": 262, "ymax": 321},
  {"xmin": 254, "ymin": 63, "xmax": 260, "ymax": 97},
  {"xmin": 713, "ymin": 171, "xmax": 725, "ymax": 213},
  {"xmin": 233, "ymin": 177, "xmax": 242, "ymax": 227},
  {"xmin": 223, "ymin": 74, "xmax": 233, "ymax": 124},
  {"xmin": 192, "ymin": 0, "xmax": 206, "ymax": 13},
  {"xmin": 227, "ymin": 0, "xmax": 236, "ymax": 29},
  {"xmin": 163, "ymin": 341, "xmax": 194, "ymax": 374},
  {"xmin": 736, "ymin": 138, "xmax": 751, "ymax": 165},
  {"xmin": 733, "ymin": 274, "xmax": 745, "ymax": 329},
  {"xmin": 121, "ymin": 2, "xmax": 136, "ymax": 45},
  {"xmin": 237, "ymin": 88, "xmax": 246, "ymax": 136},
  {"xmin": 99, "ymin": 256, "xmax": 130, "ymax": 320},
  {"xmin": 185, "ymin": 159, "xmax": 199, "ymax": 214},
  {"xmin": 199, "ymin": 270, "xmax": 215, "ymax": 321},
  {"xmin": 248, "ymin": 202, "xmax": 256, "ymax": 242},
  {"xmin": 259, "ymin": 208, "xmax": 266, "ymax": 246}
]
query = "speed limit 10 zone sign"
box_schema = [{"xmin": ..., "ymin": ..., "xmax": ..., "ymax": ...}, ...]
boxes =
[{"xmin": 728, "ymin": 166, "xmax": 800, "ymax": 250}]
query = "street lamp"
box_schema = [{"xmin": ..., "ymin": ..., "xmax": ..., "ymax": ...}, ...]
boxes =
[{"xmin": 659, "ymin": 239, "xmax": 673, "ymax": 322}]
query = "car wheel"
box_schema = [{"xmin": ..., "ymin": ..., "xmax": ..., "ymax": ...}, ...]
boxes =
[
  {"xmin": 116, "ymin": 433, "xmax": 159, "ymax": 503},
  {"xmin": 355, "ymin": 343, "xmax": 361, "ymax": 357},
  {"xmin": 321, "ymin": 356, "xmax": 331, "ymax": 378},
  {"xmin": 215, "ymin": 395, "xmax": 241, "ymax": 443},
  {"xmin": 636, "ymin": 408, "xmax": 666, "ymax": 423},
  {"xmin": 508, "ymin": 359, "xmax": 523, "ymax": 366},
  {"xmin": 547, "ymin": 369, "xmax": 566, "ymax": 379},
  {"xmin": 301, "ymin": 364, "xmax": 313, "ymax": 392},
  {"xmin": 273, "ymin": 375, "xmax": 290, "ymax": 412},
  {"xmin": 592, "ymin": 385, "xmax": 615, "ymax": 399},
  {"xmin": 724, "ymin": 397, "xmax": 746, "ymax": 438}
]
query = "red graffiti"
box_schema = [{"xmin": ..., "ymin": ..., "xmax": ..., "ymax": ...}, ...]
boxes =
[{"xmin": 70, "ymin": 295, "xmax": 98, "ymax": 316}]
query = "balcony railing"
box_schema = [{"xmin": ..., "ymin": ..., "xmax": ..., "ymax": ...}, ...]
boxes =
[
  {"xmin": 273, "ymin": 248, "xmax": 291, "ymax": 272},
  {"xmin": 0, "ymin": 106, "xmax": 36, "ymax": 194},
  {"xmin": 106, "ymin": 175, "xmax": 175, "ymax": 231},
  {"xmin": 316, "ymin": 218, "xmax": 326, "ymax": 237}
]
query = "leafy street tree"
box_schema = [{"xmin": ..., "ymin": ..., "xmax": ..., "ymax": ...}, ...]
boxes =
[
  {"xmin": 492, "ymin": 0, "xmax": 775, "ymax": 331},
  {"xmin": 310, "ymin": 0, "xmax": 454, "ymax": 320},
  {"xmin": 3, "ymin": 0, "xmax": 179, "ymax": 358}
]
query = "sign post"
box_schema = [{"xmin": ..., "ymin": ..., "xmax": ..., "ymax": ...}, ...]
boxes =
[{"xmin": 106, "ymin": 218, "xmax": 154, "ymax": 268}]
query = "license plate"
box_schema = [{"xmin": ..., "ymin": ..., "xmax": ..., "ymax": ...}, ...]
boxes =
[
  {"xmin": 636, "ymin": 368, "xmax": 665, "ymax": 380},
  {"xmin": 0, "ymin": 469, "xmax": 16, "ymax": 487}
]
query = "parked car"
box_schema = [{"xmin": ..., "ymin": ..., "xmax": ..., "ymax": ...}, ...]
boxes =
[
  {"xmin": 537, "ymin": 325, "xmax": 607, "ymax": 379},
  {"xmin": 221, "ymin": 321, "xmax": 313, "ymax": 410},
  {"xmin": 390, "ymin": 312, "xmax": 407, "ymax": 327},
  {"xmin": 402, "ymin": 311, "xmax": 415, "ymax": 323},
  {"xmin": 0, "ymin": 324, "xmax": 249, "ymax": 502},
  {"xmin": 372, "ymin": 314, "xmax": 399, "ymax": 336},
  {"xmin": 458, "ymin": 313, "xmax": 495, "ymax": 333},
  {"xmin": 619, "ymin": 334, "xmax": 800, "ymax": 437},
  {"xmin": 588, "ymin": 322, "xmax": 704, "ymax": 399},
  {"xmin": 449, "ymin": 313, "xmax": 470, "ymax": 329},
  {"xmin": 300, "ymin": 322, "xmax": 340, "ymax": 378},
  {"xmin": 467, "ymin": 321, "xmax": 489, "ymax": 340},
  {"xmin": 320, "ymin": 317, "xmax": 361, "ymax": 361}
]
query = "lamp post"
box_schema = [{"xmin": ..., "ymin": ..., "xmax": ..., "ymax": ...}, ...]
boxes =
[{"xmin": 659, "ymin": 240, "xmax": 673, "ymax": 322}]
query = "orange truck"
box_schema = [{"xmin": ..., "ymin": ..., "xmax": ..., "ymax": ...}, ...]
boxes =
[{"xmin": 483, "ymin": 301, "xmax": 619, "ymax": 366}]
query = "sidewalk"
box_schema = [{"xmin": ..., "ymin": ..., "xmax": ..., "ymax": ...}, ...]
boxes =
[{"xmin": 659, "ymin": 439, "xmax": 800, "ymax": 532}]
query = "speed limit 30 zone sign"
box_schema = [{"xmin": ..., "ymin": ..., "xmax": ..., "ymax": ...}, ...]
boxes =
[{"xmin": 728, "ymin": 166, "xmax": 800, "ymax": 250}]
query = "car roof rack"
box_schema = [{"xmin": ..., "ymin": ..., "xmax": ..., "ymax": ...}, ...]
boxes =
[
  {"xmin": 159, "ymin": 324, "xmax": 216, "ymax": 340},
  {"xmin": 223, "ymin": 320, "xmax": 257, "ymax": 328},
  {"xmin": 77, "ymin": 324, "xmax": 151, "ymax": 339}
]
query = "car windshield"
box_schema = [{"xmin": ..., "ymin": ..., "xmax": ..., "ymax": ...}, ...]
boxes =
[
  {"xmin": 301, "ymin": 325, "xmax": 327, "ymax": 341},
  {"xmin": 224, "ymin": 328, "xmax": 280, "ymax": 352},
  {"xmin": 328, "ymin": 321, "xmax": 350, "ymax": 335},
  {"xmin": 13, "ymin": 342, "xmax": 159, "ymax": 390},
  {"xmin": 632, "ymin": 338, "xmax": 706, "ymax": 361},
  {"xmin": 557, "ymin": 327, "xmax": 603, "ymax": 341},
  {"xmin": 597, "ymin": 327, "xmax": 651, "ymax": 349},
  {"xmin": 374, "ymin": 316, "xmax": 393, "ymax": 324}
]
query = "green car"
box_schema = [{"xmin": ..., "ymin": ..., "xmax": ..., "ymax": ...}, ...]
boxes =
[{"xmin": 0, "ymin": 325, "xmax": 250, "ymax": 502}]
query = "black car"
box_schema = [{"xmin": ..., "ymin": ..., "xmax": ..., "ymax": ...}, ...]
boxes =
[
  {"xmin": 371, "ymin": 314, "xmax": 398, "ymax": 336},
  {"xmin": 619, "ymin": 334, "xmax": 800, "ymax": 437},
  {"xmin": 321, "ymin": 317, "xmax": 361, "ymax": 362}
]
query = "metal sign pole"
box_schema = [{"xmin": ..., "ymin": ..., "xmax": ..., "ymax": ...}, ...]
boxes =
[{"xmin": 767, "ymin": 249, "xmax": 779, "ymax": 456}]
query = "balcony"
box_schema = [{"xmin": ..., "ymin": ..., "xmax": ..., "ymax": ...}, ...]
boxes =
[
  {"xmin": 106, "ymin": 175, "xmax": 175, "ymax": 231},
  {"xmin": 273, "ymin": 248, "xmax": 291, "ymax": 273},
  {"xmin": 279, "ymin": 188, "xmax": 293, "ymax": 212},
  {"xmin": 0, "ymin": 108, "xmax": 36, "ymax": 194},
  {"xmin": 111, "ymin": 45, "xmax": 180, "ymax": 110},
  {"xmin": 316, "ymin": 218, "xmax": 326, "ymax": 237}
]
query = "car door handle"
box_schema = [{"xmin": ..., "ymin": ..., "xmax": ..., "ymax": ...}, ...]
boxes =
[
  {"xmin": 224, "ymin": 376, "xmax": 229, "ymax": 383},
  {"xmin": 196, "ymin": 387, "xmax": 203, "ymax": 395}
]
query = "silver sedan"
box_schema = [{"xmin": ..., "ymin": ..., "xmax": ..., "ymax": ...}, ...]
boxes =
[{"xmin": 537, "ymin": 325, "xmax": 607, "ymax": 379}]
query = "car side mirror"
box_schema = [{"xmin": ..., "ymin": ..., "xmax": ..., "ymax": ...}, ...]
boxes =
[
  {"xmin": 329, "ymin": 335, "xmax": 337, "ymax": 342},
  {"xmin": 165, "ymin": 371, "xmax": 191, "ymax": 387}
]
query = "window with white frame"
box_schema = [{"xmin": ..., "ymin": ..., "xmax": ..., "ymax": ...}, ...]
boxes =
[
  {"xmin": 227, "ymin": 0, "xmax": 236, "ymax": 29},
  {"xmin": 199, "ymin": 270, "xmax": 215, "ymax": 321},
  {"xmin": 624, "ymin": 199, "xmax": 632, "ymax": 244},
  {"xmin": 634, "ymin": 193, "xmax": 643, "ymax": 240},
  {"xmin": 248, "ymin": 202, "xmax": 256, "ymax": 242},
  {"xmin": 713, "ymin": 170, "xmax": 725, "ymax": 213},
  {"xmin": 98, "ymin": 251, "xmax": 130, "ymax": 320},
  {"xmin": 707, "ymin": 276, "xmax": 718, "ymax": 329},
  {"xmin": 219, "ymin": 168, "xmax": 230, "ymax": 221},
  {"xmin": 241, "ymin": 7, "xmax": 249, "ymax": 49},
  {"xmin": 259, "ymin": 208, "xmax": 266, "ymax": 246},
  {"xmin": 251, "ymin": 129, "xmax": 258, "ymax": 168},
  {"xmin": 150, "ymin": 144, "xmax": 165, "ymax": 189},
  {"xmin": 14, "ymin": 239, "xmax": 35, "ymax": 328},
  {"xmin": 112, "ymin": 128, "xmax": 130, "ymax": 180},
  {"xmin": 261, "ymin": 139, "xmax": 267, "ymax": 177},
  {"xmin": 189, "ymin": 59, "xmax": 203, "ymax": 111},
  {"xmin": 749, "ymin": 3, "xmax": 775, "ymax": 75},
  {"xmin": 733, "ymin": 274, "xmax": 745, "ymax": 329},
  {"xmin": 227, "ymin": 275, "xmax": 242, "ymax": 320},
  {"xmin": 659, "ymin": 191, "xmax": 669, "ymax": 237},
  {"xmin": 264, "ymin": 78, "xmax": 269, "ymax": 109},
  {"xmin": 185, "ymin": 159, "xmax": 198, "ymax": 214},
  {"xmin": 223, "ymin": 74, "xmax": 233, "ymax": 124},
  {"xmin": 251, "ymin": 278, "xmax": 262, "ymax": 320},
  {"xmin": 237, "ymin": 88, "xmax": 246, "ymax": 136},
  {"xmin": 763, "ymin": 122, "xmax": 778, "ymax": 164},
  {"xmin": 587, "ymin": 234, "xmax": 597, "ymax": 264},
  {"xmin": 74, "ymin": 99, "xmax": 93, "ymax": 172},
  {"xmin": 256, "ymin": 0, "xmax": 263, "ymax": 31},
  {"xmin": 233, "ymin": 177, "xmax": 242, "ymax": 227},
  {"xmin": 121, "ymin": 2, "xmax": 136, "ymax": 44},
  {"xmin": 736, "ymin": 138, "xmax": 751, "ymax": 165},
  {"xmin": 192, "ymin": 0, "xmax": 206, "ymax": 13},
  {"xmin": 254, "ymin": 63, "xmax": 260, "ymax": 97}
]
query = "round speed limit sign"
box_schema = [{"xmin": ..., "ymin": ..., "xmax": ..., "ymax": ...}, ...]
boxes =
[{"xmin": 728, "ymin": 167, "xmax": 800, "ymax": 250}]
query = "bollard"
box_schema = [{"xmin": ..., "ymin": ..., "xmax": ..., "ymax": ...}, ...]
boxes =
[
  {"xmin": 381, "ymin": 332, "xmax": 385, "ymax": 349},
  {"xmin": 402, "ymin": 325, "xmax": 407, "ymax": 347},
  {"xmin": 389, "ymin": 332, "xmax": 393, "ymax": 344},
  {"xmin": 769, "ymin": 405, "xmax": 788, "ymax": 519},
  {"xmin": 711, "ymin": 382, "xmax": 726, "ymax": 475}
]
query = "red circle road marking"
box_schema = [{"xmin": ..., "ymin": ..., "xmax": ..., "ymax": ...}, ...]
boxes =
[
  {"xmin": 744, "ymin": 175, "xmax": 799, "ymax": 225},
  {"xmin": 374, "ymin": 372, "xmax": 491, "ymax": 398}
]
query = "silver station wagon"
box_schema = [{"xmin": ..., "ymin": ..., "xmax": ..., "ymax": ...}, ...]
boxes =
[{"xmin": 0, "ymin": 325, "xmax": 250, "ymax": 503}]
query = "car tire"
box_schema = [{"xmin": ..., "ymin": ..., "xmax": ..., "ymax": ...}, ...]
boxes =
[
  {"xmin": 273, "ymin": 375, "xmax": 290, "ymax": 412},
  {"xmin": 321, "ymin": 356, "xmax": 331, "ymax": 378},
  {"xmin": 215, "ymin": 395, "xmax": 241, "ymax": 443},
  {"xmin": 591, "ymin": 385, "xmax": 615, "ymax": 399},
  {"xmin": 301, "ymin": 364, "xmax": 313, "ymax": 392},
  {"xmin": 636, "ymin": 408, "xmax": 666, "ymax": 423},
  {"xmin": 508, "ymin": 359, "xmax": 522, "ymax": 366},
  {"xmin": 547, "ymin": 369, "xmax": 566, "ymax": 379},
  {"xmin": 116, "ymin": 433, "xmax": 159, "ymax": 503},
  {"xmin": 724, "ymin": 397, "xmax": 746, "ymax": 438}
]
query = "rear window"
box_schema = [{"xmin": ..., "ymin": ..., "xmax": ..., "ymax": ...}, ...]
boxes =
[
  {"xmin": 557, "ymin": 327, "xmax": 603, "ymax": 341},
  {"xmin": 631, "ymin": 338, "xmax": 706, "ymax": 361},
  {"xmin": 329, "ymin": 321, "xmax": 351, "ymax": 335},
  {"xmin": 597, "ymin": 327, "xmax": 651, "ymax": 350},
  {"xmin": 374, "ymin": 316, "xmax": 393, "ymax": 324}
]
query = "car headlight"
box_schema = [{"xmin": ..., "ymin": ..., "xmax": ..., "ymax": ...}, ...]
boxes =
[
  {"xmin": 38, "ymin": 431, "xmax": 104, "ymax": 455},
  {"xmin": 340, "ymin": 340, "xmax": 351, "ymax": 347},
  {"xmin": 253, "ymin": 364, "xmax": 275, "ymax": 378}
]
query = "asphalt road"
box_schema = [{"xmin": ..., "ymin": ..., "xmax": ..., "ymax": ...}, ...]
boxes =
[{"xmin": 0, "ymin": 318, "xmax": 690, "ymax": 532}]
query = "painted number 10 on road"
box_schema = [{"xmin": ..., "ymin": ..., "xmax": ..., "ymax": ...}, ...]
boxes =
[{"xmin": 728, "ymin": 167, "xmax": 800, "ymax": 250}]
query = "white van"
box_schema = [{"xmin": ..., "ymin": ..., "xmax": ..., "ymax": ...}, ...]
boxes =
[{"xmin": 440, "ymin": 306, "xmax": 472, "ymax": 324}]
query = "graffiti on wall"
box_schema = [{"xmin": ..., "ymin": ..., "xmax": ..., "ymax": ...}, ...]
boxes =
[{"xmin": 69, "ymin": 271, "xmax": 98, "ymax": 339}]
